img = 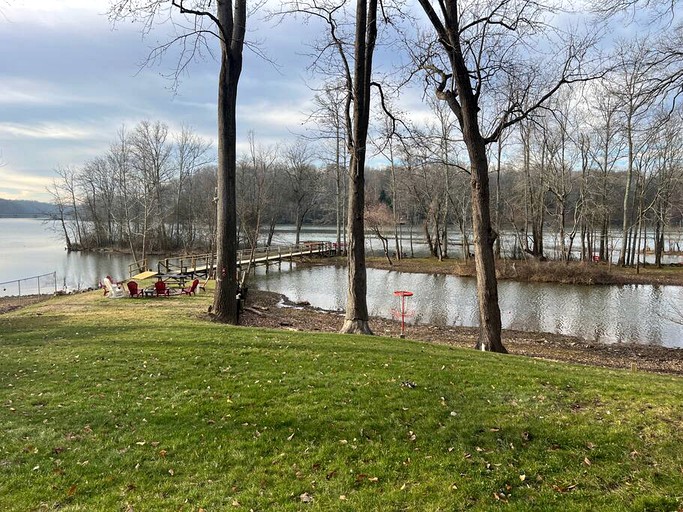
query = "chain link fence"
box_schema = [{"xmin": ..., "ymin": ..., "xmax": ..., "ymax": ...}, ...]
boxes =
[{"xmin": 0, "ymin": 272, "xmax": 58, "ymax": 298}]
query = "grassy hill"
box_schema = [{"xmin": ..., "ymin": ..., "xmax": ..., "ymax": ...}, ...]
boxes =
[{"xmin": 1, "ymin": 290, "xmax": 682, "ymax": 511}]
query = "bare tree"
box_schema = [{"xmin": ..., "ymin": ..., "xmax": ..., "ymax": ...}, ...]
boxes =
[
  {"xmin": 415, "ymin": 0, "xmax": 598, "ymax": 352},
  {"xmin": 306, "ymin": 82, "xmax": 349, "ymax": 254},
  {"xmin": 283, "ymin": 140, "xmax": 321, "ymax": 244},
  {"xmin": 172, "ymin": 126, "xmax": 212, "ymax": 249},
  {"xmin": 277, "ymin": 0, "xmax": 380, "ymax": 334},
  {"xmin": 608, "ymin": 39, "xmax": 658, "ymax": 265},
  {"xmin": 109, "ymin": 0, "xmax": 246, "ymax": 323},
  {"xmin": 365, "ymin": 202, "xmax": 393, "ymax": 264}
]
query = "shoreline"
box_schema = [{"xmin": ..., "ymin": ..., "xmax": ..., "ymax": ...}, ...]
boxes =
[{"xmin": 240, "ymin": 290, "xmax": 683, "ymax": 377}]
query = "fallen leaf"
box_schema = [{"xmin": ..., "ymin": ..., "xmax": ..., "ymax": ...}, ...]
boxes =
[
  {"xmin": 67, "ymin": 484, "xmax": 77, "ymax": 497},
  {"xmin": 368, "ymin": 477, "xmax": 379, "ymax": 482},
  {"xmin": 287, "ymin": 432, "xmax": 295, "ymax": 441},
  {"xmin": 583, "ymin": 457, "xmax": 591, "ymax": 466},
  {"xmin": 300, "ymin": 492, "xmax": 313, "ymax": 503},
  {"xmin": 231, "ymin": 499, "xmax": 240, "ymax": 507},
  {"xmin": 519, "ymin": 474, "xmax": 526, "ymax": 482},
  {"xmin": 168, "ymin": 468, "xmax": 174, "ymax": 476},
  {"xmin": 339, "ymin": 495, "xmax": 347, "ymax": 500},
  {"xmin": 159, "ymin": 449, "xmax": 167, "ymax": 458}
]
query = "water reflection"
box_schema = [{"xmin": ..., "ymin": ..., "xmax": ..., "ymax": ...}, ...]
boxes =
[{"xmin": 254, "ymin": 265, "xmax": 683, "ymax": 348}]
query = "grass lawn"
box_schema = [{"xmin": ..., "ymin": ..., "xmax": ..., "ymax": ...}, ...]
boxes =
[{"xmin": 1, "ymin": 290, "xmax": 682, "ymax": 511}]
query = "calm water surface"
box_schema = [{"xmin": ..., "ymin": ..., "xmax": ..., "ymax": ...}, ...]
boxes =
[
  {"xmin": 0, "ymin": 218, "xmax": 131, "ymax": 294},
  {"xmin": 254, "ymin": 265, "xmax": 683, "ymax": 348}
]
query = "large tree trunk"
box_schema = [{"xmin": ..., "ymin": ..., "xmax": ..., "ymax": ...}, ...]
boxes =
[
  {"xmin": 212, "ymin": 0, "xmax": 245, "ymax": 324},
  {"xmin": 468, "ymin": 136, "xmax": 507, "ymax": 353},
  {"xmin": 342, "ymin": 165, "xmax": 372, "ymax": 333},
  {"xmin": 340, "ymin": 0, "xmax": 377, "ymax": 335}
]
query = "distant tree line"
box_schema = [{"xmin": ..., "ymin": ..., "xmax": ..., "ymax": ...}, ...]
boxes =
[
  {"xmin": 49, "ymin": 99, "xmax": 683, "ymax": 271},
  {"xmin": 0, "ymin": 198, "xmax": 58, "ymax": 217}
]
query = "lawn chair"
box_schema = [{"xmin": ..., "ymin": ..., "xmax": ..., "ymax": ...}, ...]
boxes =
[
  {"xmin": 102, "ymin": 276, "xmax": 124, "ymax": 298},
  {"xmin": 181, "ymin": 279, "xmax": 200, "ymax": 296},
  {"xmin": 154, "ymin": 279, "xmax": 170, "ymax": 297},
  {"xmin": 199, "ymin": 276, "xmax": 211, "ymax": 293},
  {"xmin": 127, "ymin": 281, "xmax": 143, "ymax": 298}
]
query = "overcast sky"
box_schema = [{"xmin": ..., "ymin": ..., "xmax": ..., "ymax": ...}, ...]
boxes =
[
  {"xmin": 1, "ymin": 0, "xmax": 385, "ymax": 201},
  {"xmin": 0, "ymin": 0, "xmax": 655, "ymax": 202}
]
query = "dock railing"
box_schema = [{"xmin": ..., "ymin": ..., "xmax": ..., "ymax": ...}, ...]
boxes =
[{"xmin": 142, "ymin": 242, "xmax": 341, "ymax": 279}]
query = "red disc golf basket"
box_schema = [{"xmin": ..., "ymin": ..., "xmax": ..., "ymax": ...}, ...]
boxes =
[{"xmin": 392, "ymin": 290, "xmax": 414, "ymax": 338}]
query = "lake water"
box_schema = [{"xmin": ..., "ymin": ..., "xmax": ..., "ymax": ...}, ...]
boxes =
[
  {"xmin": 1, "ymin": 218, "xmax": 681, "ymax": 347},
  {"xmin": 253, "ymin": 264, "xmax": 683, "ymax": 348},
  {"xmin": 0, "ymin": 218, "xmax": 132, "ymax": 294}
]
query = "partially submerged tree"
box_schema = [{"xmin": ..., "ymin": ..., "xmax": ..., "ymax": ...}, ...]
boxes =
[
  {"xmin": 414, "ymin": 0, "xmax": 598, "ymax": 352},
  {"xmin": 109, "ymin": 0, "xmax": 246, "ymax": 323}
]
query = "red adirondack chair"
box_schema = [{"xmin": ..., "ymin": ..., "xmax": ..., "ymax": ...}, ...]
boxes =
[
  {"xmin": 154, "ymin": 279, "xmax": 170, "ymax": 297},
  {"xmin": 181, "ymin": 279, "xmax": 200, "ymax": 296},
  {"xmin": 127, "ymin": 281, "xmax": 143, "ymax": 297}
]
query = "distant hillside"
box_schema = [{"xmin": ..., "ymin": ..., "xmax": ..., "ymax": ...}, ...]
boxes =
[{"xmin": 0, "ymin": 198, "xmax": 58, "ymax": 217}]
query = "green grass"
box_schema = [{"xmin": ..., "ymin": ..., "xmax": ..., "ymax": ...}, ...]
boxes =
[{"xmin": 1, "ymin": 291, "xmax": 682, "ymax": 511}]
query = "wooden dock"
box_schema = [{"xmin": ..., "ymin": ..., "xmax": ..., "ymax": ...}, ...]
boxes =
[{"xmin": 129, "ymin": 242, "xmax": 342, "ymax": 279}]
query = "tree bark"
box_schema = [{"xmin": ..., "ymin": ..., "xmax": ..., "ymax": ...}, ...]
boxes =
[
  {"xmin": 212, "ymin": 0, "xmax": 246, "ymax": 324},
  {"xmin": 467, "ymin": 133, "xmax": 507, "ymax": 353},
  {"xmin": 340, "ymin": 0, "xmax": 377, "ymax": 335}
]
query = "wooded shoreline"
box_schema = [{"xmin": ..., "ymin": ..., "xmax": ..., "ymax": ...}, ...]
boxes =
[{"xmin": 361, "ymin": 257, "xmax": 683, "ymax": 287}]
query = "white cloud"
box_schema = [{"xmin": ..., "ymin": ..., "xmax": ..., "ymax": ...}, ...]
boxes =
[
  {"xmin": 0, "ymin": 166, "xmax": 53, "ymax": 201},
  {"xmin": 0, "ymin": 122, "xmax": 90, "ymax": 140}
]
